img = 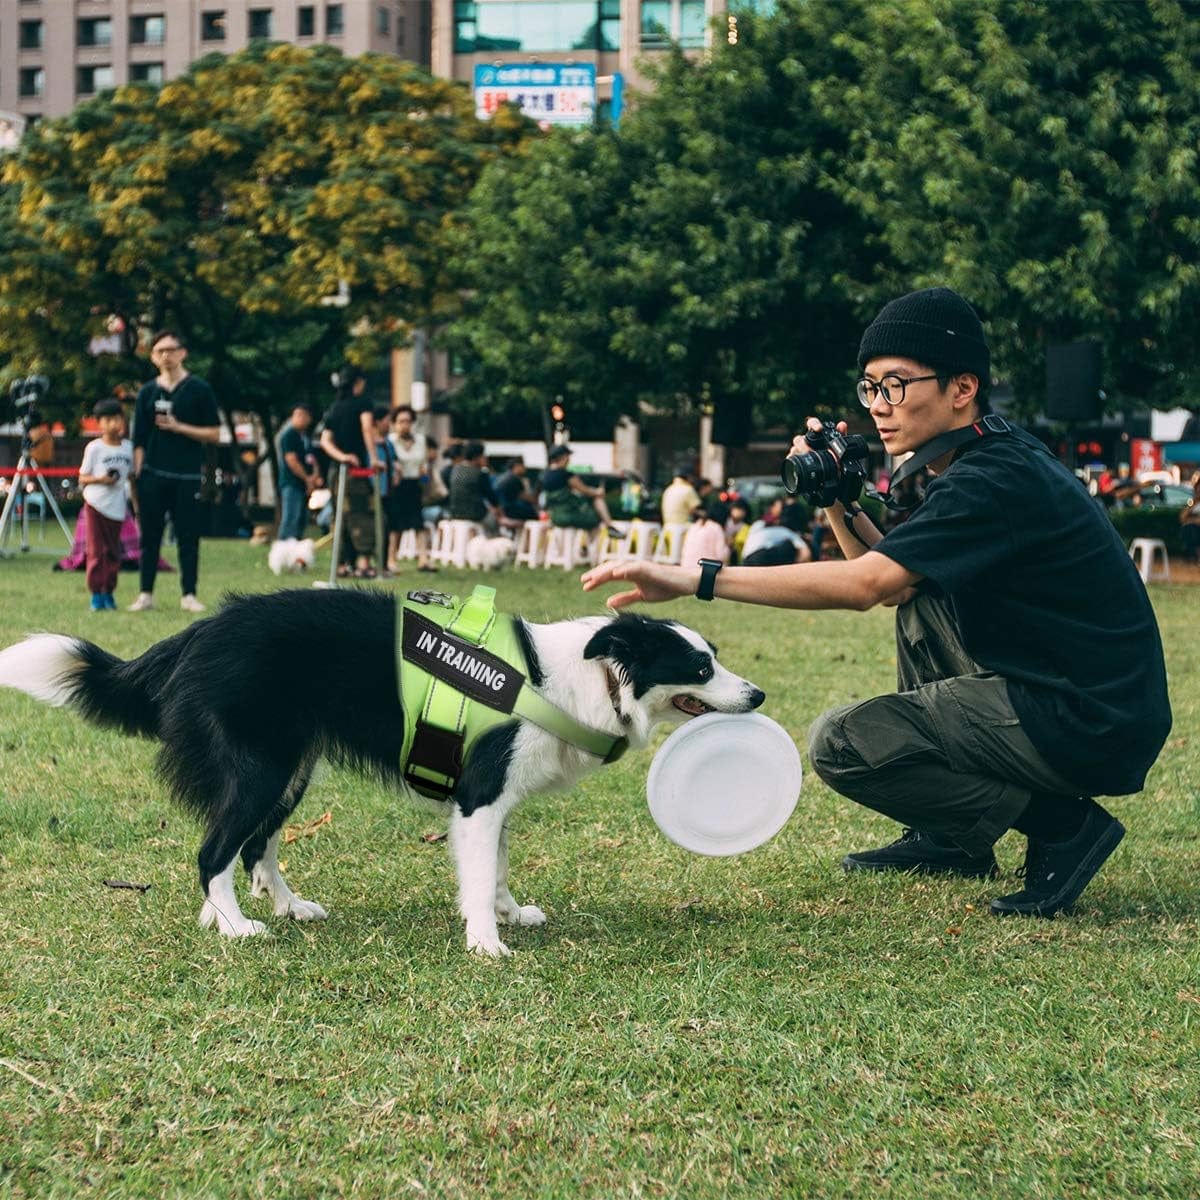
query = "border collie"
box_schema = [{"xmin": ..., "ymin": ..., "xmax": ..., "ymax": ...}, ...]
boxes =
[{"xmin": 0, "ymin": 590, "xmax": 764, "ymax": 956}]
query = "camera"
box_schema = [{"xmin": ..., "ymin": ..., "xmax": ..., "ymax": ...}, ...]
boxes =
[
  {"xmin": 9, "ymin": 375, "xmax": 49, "ymax": 416},
  {"xmin": 781, "ymin": 421, "xmax": 870, "ymax": 507}
]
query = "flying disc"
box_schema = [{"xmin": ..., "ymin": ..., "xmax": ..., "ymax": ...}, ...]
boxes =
[
  {"xmin": 308, "ymin": 487, "xmax": 332, "ymax": 511},
  {"xmin": 646, "ymin": 712, "xmax": 802, "ymax": 856}
]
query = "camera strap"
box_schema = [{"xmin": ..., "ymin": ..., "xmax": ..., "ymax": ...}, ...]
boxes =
[{"xmin": 866, "ymin": 414, "xmax": 1011, "ymax": 511}]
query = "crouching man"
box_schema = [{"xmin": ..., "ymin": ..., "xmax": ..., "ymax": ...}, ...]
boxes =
[{"xmin": 583, "ymin": 287, "xmax": 1171, "ymax": 918}]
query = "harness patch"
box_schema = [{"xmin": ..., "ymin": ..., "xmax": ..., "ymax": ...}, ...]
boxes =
[{"xmin": 402, "ymin": 608, "xmax": 524, "ymax": 712}]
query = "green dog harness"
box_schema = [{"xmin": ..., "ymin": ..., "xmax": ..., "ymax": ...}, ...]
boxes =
[{"xmin": 396, "ymin": 585, "xmax": 628, "ymax": 800}]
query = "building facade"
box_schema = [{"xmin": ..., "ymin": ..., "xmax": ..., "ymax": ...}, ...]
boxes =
[
  {"xmin": 432, "ymin": 0, "xmax": 725, "ymax": 115},
  {"xmin": 0, "ymin": 0, "xmax": 430, "ymax": 123}
]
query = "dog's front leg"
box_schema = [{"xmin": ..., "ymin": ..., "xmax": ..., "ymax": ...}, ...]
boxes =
[
  {"xmin": 450, "ymin": 802, "xmax": 511, "ymax": 957},
  {"xmin": 494, "ymin": 823, "xmax": 546, "ymax": 929}
]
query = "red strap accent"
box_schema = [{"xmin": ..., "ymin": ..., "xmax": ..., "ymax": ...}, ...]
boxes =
[{"xmin": 0, "ymin": 466, "xmax": 79, "ymax": 478}]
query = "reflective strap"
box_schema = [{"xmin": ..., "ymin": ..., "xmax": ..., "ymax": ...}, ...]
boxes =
[{"xmin": 511, "ymin": 687, "xmax": 628, "ymax": 763}]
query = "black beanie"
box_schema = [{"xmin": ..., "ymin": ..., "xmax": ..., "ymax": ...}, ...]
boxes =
[{"xmin": 857, "ymin": 286, "xmax": 990, "ymax": 382}]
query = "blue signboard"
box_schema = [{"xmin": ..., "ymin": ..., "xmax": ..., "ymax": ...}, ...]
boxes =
[{"xmin": 474, "ymin": 64, "xmax": 596, "ymax": 126}]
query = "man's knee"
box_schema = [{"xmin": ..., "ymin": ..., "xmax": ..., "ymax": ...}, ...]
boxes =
[{"xmin": 808, "ymin": 704, "xmax": 866, "ymax": 788}]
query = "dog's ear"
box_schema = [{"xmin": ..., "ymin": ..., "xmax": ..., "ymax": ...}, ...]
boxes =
[{"xmin": 584, "ymin": 621, "xmax": 631, "ymax": 663}]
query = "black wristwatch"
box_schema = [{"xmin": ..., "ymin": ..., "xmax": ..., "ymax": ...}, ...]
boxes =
[{"xmin": 696, "ymin": 558, "xmax": 723, "ymax": 602}]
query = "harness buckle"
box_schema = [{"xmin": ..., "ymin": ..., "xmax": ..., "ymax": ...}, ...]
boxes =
[
  {"xmin": 981, "ymin": 414, "xmax": 1010, "ymax": 434},
  {"xmin": 404, "ymin": 721, "xmax": 466, "ymax": 798}
]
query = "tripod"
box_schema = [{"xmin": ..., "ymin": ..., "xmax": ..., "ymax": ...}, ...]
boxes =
[{"xmin": 0, "ymin": 438, "xmax": 75, "ymax": 557}]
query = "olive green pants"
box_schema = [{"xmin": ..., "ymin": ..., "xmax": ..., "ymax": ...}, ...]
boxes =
[{"xmin": 807, "ymin": 592, "xmax": 1078, "ymax": 856}]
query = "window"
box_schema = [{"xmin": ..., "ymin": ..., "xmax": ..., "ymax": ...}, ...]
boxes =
[
  {"xmin": 327, "ymin": 4, "xmax": 345, "ymax": 35},
  {"xmin": 77, "ymin": 65, "xmax": 115, "ymax": 96},
  {"xmin": 640, "ymin": 0, "xmax": 707, "ymax": 48},
  {"xmin": 378, "ymin": 6, "xmax": 391, "ymax": 35},
  {"xmin": 201, "ymin": 10, "xmax": 226, "ymax": 41},
  {"xmin": 298, "ymin": 6, "xmax": 316, "ymax": 36},
  {"xmin": 19, "ymin": 20, "xmax": 43, "ymax": 49},
  {"xmin": 679, "ymin": 0, "xmax": 706, "ymax": 47},
  {"xmin": 454, "ymin": 1, "xmax": 621, "ymax": 53},
  {"xmin": 130, "ymin": 62, "xmax": 165, "ymax": 84},
  {"xmin": 249, "ymin": 8, "xmax": 273, "ymax": 39},
  {"xmin": 78, "ymin": 17, "xmax": 114, "ymax": 47},
  {"xmin": 19, "ymin": 67, "xmax": 45, "ymax": 98},
  {"xmin": 130, "ymin": 15, "xmax": 166, "ymax": 45}
]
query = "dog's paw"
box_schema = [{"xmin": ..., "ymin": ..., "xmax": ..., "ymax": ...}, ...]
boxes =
[
  {"xmin": 496, "ymin": 901, "xmax": 546, "ymax": 927},
  {"xmin": 466, "ymin": 928, "xmax": 512, "ymax": 957},
  {"xmin": 199, "ymin": 900, "xmax": 269, "ymax": 938},
  {"xmin": 279, "ymin": 897, "xmax": 328, "ymax": 922}
]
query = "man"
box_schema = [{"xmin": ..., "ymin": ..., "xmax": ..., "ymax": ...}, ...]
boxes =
[
  {"xmin": 319, "ymin": 367, "xmax": 379, "ymax": 578},
  {"xmin": 541, "ymin": 444, "xmax": 621, "ymax": 535},
  {"xmin": 447, "ymin": 441, "xmax": 500, "ymax": 526},
  {"xmin": 493, "ymin": 456, "xmax": 538, "ymax": 522},
  {"xmin": 275, "ymin": 403, "xmax": 321, "ymax": 541},
  {"xmin": 130, "ymin": 330, "xmax": 221, "ymax": 613},
  {"xmin": 660, "ymin": 465, "xmax": 702, "ymax": 527},
  {"xmin": 583, "ymin": 286, "xmax": 1171, "ymax": 919}
]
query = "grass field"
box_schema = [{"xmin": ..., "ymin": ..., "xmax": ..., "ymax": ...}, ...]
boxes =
[{"xmin": 1, "ymin": 540, "xmax": 1198, "ymax": 1199}]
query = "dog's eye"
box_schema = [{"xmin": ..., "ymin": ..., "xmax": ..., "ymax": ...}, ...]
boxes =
[{"xmin": 697, "ymin": 664, "xmax": 713, "ymax": 681}]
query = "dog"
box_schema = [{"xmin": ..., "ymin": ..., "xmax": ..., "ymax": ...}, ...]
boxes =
[
  {"xmin": 466, "ymin": 535, "xmax": 515, "ymax": 572},
  {"xmin": 0, "ymin": 589, "xmax": 764, "ymax": 956},
  {"xmin": 268, "ymin": 537, "xmax": 315, "ymax": 575}
]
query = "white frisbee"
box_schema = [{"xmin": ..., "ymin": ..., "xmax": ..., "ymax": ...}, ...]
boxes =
[
  {"xmin": 308, "ymin": 487, "xmax": 332, "ymax": 511},
  {"xmin": 646, "ymin": 711, "xmax": 802, "ymax": 856}
]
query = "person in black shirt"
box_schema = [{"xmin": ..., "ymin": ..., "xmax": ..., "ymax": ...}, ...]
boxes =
[
  {"xmin": 583, "ymin": 287, "xmax": 1172, "ymax": 920},
  {"xmin": 318, "ymin": 368, "xmax": 379, "ymax": 577},
  {"xmin": 129, "ymin": 329, "xmax": 221, "ymax": 613},
  {"xmin": 493, "ymin": 456, "xmax": 538, "ymax": 522}
]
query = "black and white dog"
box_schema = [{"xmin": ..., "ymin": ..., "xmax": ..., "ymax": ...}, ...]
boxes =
[{"xmin": 0, "ymin": 589, "xmax": 764, "ymax": 956}]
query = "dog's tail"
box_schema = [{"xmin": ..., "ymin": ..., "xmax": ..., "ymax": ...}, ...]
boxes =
[{"xmin": 0, "ymin": 627, "xmax": 199, "ymax": 738}]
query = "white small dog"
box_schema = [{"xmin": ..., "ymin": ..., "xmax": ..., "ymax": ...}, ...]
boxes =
[
  {"xmin": 268, "ymin": 538, "xmax": 315, "ymax": 576},
  {"xmin": 466, "ymin": 535, "xmax": 515, "ymax": 572}
]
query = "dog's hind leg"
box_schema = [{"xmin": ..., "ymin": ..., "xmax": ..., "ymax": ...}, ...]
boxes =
[
  {"xmin": 494, "ymin": 823, "xmax": 546, "ymax": 930},
  {"xmin": 241, "ymin": 756, "xmax": 328, "ymax": 922},
  {"xmin": 197, "ymin": 759, "xmax": 297, "ymax": 938}
]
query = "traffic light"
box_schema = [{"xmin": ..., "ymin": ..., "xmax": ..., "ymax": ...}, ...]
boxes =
[{"xmin": 550, "ymin": 401, "xmax": 566, "ymax": 429}]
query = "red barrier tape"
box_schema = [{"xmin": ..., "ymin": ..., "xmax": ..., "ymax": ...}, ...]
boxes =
[{"xmin": 0, "ymin": 466, "xmax": 79, "ymax": 478}]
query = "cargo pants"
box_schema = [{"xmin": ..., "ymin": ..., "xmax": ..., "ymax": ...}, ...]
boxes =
[{"xmin": 807, "ymin": 592, "xmax": 1079, "ymax": 856}]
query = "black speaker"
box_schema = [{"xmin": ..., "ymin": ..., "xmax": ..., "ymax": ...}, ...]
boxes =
[
  {"xmin": 711, "ymin": 399, "xmax": 752, "ymax": 448},
  {"xmin": 1045, "ymin": 341, "xmax": 1102, "ymax": 422}
]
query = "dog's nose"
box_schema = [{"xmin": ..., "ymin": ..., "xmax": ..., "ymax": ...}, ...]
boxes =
[{"xmin": 747, "ymin": 687, "xmax": 766, "ymax": 709}]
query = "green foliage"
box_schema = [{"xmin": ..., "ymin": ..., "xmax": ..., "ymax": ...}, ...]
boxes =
[
  {"xmin": 448, "ymin": 0, "xmax": 1200, "ymax": 432},
  {"xmin": 1109, "ymin": 503, "xmax": 1189, "ymax": 553},
  {"xmin": 0, "ymin": 43, "xmax": 530, "ymax": 431}
]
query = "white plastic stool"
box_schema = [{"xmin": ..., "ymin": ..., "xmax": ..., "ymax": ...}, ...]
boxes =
[
  {"xmin": 432, "ymin": 519, "xmax": 484, "ymax": 568},
  {"xmin": 597, "ymin": 523, "xmax": 633, "ymax": 563},
  {"xmin": 1129, "ymin": 537, "xmax": 1170, "ymax": 583},
  {"xmin": 543, "ymin": 526, "xmax": 595, "ymax": 570},
  {"xmin": 626, "ymin": 520, "xmax": 661, "ymax": 559},
  {"xmin": 514, "ymin": 521, "xmax": 550, "ymax": 568},
  {"xmin": 396, "ymin": 528, "xmax": 420, "ymax": 561},
  {"xmin": 652, "ymin": 522, "xmax": 690, "ymax": 565}
]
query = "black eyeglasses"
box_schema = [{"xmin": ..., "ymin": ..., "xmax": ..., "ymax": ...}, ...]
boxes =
[
  {"xmin": 152, "ymin": 344, "xmax": 184, "ymax": 353},
  {"xmin": 856, "ymin": 373, "xmax": 941, "ymax": 408}
]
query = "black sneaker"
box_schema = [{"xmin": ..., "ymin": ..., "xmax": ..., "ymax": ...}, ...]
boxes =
[
  {"xmin": 842, "ymin": 828, "xmax": 999, "ymax": 879},
  {"xmin": 990, "ymin": 803, "xmax": 1125, "ymax": 918}
]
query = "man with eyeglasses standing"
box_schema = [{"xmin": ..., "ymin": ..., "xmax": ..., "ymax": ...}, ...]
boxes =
[
  {"xmin": 583, "ymin": 286, "xmax": 1170, "ymax": 920},
  {"xmin": 129, "ymin": 329, "xmax": 221, "ymax": 613}
]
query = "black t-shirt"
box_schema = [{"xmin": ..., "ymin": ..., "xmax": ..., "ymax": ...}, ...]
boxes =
[
  {"xmin": 133, "ymin": 375, "xmax": 220, "ymax": 477},
  {"xmin": 494, "ymin": 470, "xmax": 528, "ymax": 507},
  {"xmin": 540, "ymin": 466, "xmax": 571, "ymax": 494},
  {"xmin": 276, "ymin": 424, "xmax": 311, "ymax": 490},
  {"xmin": 323, "ymin": 393, "xmax": 372, "ymax": 465},
  {"xmin": 876, "ymin": 424, "xmax": 1171, "ymax": 797}
]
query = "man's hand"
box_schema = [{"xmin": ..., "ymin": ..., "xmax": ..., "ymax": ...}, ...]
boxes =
[
  {"xmin": 790, "ymin": 417, "xmax": 850, "ymax": 458},
  {"xmin": 581, "ymin": 560, "xmax": 700, "ymax": 610},
  {"xmin": 155, "ymin": 412, "xmax": 181, "ymax": 433}
]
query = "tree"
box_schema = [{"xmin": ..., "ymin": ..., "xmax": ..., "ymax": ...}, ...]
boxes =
[
  {"xmin": 445, "ymin": 7, "xmax": 875, "ymax": 435},
  {"xmin": 0, "ymin": 42, "xmax": 530, "ymax": 439},
  {"xmin": 446, "ymin": 0, "xmax": 1200, "ymax": 431},
  {"xmin": 780, "ymin": 0, "xmax": 1200, "ymax": 415}
]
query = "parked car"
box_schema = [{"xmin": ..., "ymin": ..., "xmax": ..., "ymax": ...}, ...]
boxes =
[
  {"xmin": 1136, "ymin": 483, "xmax": 1193, "ymax": 509},
  {"xmin": 721, "ymin": 474, "xmax": 790, "ymax": 518}
]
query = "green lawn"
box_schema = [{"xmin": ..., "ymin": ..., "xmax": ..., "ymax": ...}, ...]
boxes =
[{"xmin": 2, "ymin": 540, "xmax": 1198, "ymax": 1199}]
